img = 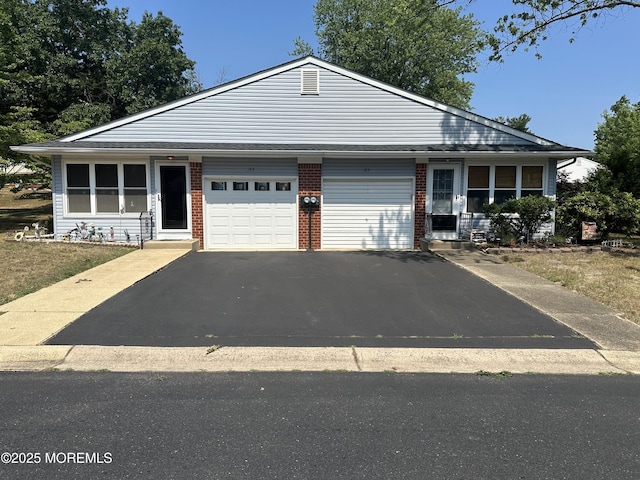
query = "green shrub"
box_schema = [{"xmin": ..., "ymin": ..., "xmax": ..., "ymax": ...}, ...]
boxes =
[
  {"xmin": 484, "ymin": 196, "xmax": 555, "ymax": 243},
  {"xmin": 556, "ymin": 190, "xmax": 640, "ymax": 239}
]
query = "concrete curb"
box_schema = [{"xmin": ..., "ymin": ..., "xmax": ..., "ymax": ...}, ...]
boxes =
[
  {"xmin": 0, "ymin": 346, "xmax": 72, "ymax": 371},
  {"xmin": 0, "ymin": 346, "xmax": 637, "ymax": 375}
]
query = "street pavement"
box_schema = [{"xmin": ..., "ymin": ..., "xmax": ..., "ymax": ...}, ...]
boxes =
[
  {"xmin": 1, "ymin": 245, "xmax": 640, "ymax": 374},
  {"xmin": 1, "ymin": 372, "xmax": 639, "ymax": 479}
]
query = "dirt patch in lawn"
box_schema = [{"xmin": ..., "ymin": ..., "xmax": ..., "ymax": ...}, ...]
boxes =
[{"xmin": 502, "ymin": 251, "xmax": 640, "ymax": 325}]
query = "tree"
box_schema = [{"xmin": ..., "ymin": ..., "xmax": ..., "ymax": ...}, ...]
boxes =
[
  {"xmin": 593, "ymin": 95, "xmax": 640, "ymax": 197},
  {"xmin": 0, "ymin": 107, "xmax": 53, "ymax": 189},
  {"xmin": 489, "ymin": 0, "xmax": 640, "ymax": 61},
  {"xmin": 493, "ymin": 113, "xmax": 532, "ymax": 133},
  {"xmin": 0, "ymin": 0, "xmax": 201, "ymax": 188},
  {"xmin": 106, "ymin": 11, "xmax": 201, "ymax": 116},
  {"xmin": 292, "ymin": 0, "xmax": 486, "ymax": 109}
]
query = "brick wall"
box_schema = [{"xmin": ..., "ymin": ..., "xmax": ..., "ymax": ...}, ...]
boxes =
[
  {"xmin": 414, "ymin": 163, "xmax": 427, "ymax": 249},
  {"xmin": 190, "ymin": 162, "xmax": 203, "ymax": 250},
  {"xmin": 298, "ymin": 163, "xmax": 322, "ymax": 250}
]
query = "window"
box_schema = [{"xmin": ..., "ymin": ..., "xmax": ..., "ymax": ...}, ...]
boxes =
[
  {"xmin": 96, "ymin": 164, "xmax": 119, "ymax": 213},
  {"xmin": 233, "ymin": 182, "xmax": 248, "ymax": 191},
  {"xmin": 211, "ymin": 181, "xmax": 226, "ymax": 191},
  {"xmin": 66, "ymin": 164, "xmax": 91, "ymax": 213},
  {"xmin": 64, "ymin": 162, "xmax": 148, "ymax": 215},
  {"xmin": 467, "ymin": 166, "xmax": 489, "ymax": 213},
  {"xmin": 494, "ymin": 166, "xmax": 516, "ymax": 204},
  {"xmin": 276, "ymin": 182, "xmax": 291, "ymax": 191},
  {"xmin": 432, "ymin": 169, "xmax": 454, "ymax": 215},
  {"xmin": 255, "ymin": 182, "xmax": 270, "ymax": 191},
  {"xmin": 521, "ymin": 166, "xmax": 543, "ymax": 197},
  {"xmin": 124, "ymin": 164, "xmax": 148, "ymax": 213},
  {"xmin": 466, "ymin": 165, "xmax": 545, "ymax": 213}
]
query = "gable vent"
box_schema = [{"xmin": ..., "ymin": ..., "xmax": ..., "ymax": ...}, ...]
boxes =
[{"xmin": 301, "ymin": 69, "xmax": 320, "ymax": 95}]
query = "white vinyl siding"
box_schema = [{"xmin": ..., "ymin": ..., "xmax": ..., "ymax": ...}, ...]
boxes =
[{"xmin": 322, "ymin": 178, "xmax": 414, "ymax": 249}]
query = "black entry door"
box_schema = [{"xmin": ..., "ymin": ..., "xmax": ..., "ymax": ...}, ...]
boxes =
[{"xmin": 160, "ymin": 166, "xmax": 187, "ymax": 230}]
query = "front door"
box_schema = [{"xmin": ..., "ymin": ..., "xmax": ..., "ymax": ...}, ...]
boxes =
[
  {"xmin": 427, "ymin": 164, "xmax": 460, "ymax": 240},
  {"xmin": 158, "ymin": 165, "xmax": 189, "ymax": 233}
]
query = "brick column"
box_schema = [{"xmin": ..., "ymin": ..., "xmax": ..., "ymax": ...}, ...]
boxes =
[
  {"xmin": 298, "ymin": 163, "xmax": 322, "ymax": 250},
  {"xmin": 190, "ymin": 162, "xmax": 203, "ymax": 250},
  {"xmin": 414, "ymin": 163, "xmax": 427, "ymax": 249}
]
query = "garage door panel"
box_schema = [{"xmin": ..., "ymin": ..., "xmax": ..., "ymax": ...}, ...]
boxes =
[
  {"xmin": 205, "ymin": 179, "xmax": 297, "ymax": 249},
  {"xmin": 322, "ymin": 179, "xmax": 414, "ymax": 249}
]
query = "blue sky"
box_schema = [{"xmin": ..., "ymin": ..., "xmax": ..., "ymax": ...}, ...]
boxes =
[{"xmin": 109, "ymin": 0, "xmax": 640, "ymax": 150}]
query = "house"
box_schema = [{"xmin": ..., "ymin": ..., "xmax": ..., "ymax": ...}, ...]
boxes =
[
  {"xmin": 557, "ymin": 157, "xmax": 601, "ymax": 183},
  {"xmin": 12, "ymin": 56, "xmax": 589, "ymax": 250}
]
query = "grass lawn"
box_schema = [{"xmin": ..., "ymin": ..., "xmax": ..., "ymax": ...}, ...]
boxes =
[
  {"xmin": 0, "ymin": 238, "xmax": 135, "ymax": 306},
  {"xmin": 502, "ymin": 251, "xmax": 640, "ymax": 325},
  {"xmin": 0, "ymin": 186, "xmax": 53, "ymax": 233},
  {"xmin": 0, "ymin": 187, "xmax": 135, "ymax": 306}
]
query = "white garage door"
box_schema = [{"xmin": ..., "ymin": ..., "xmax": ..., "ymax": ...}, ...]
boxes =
[
  {"xmin": 205, "ymin": 179, "xmax": 297, "ymax": 249},
  {"xmin": 322, "ymin": 178, "xmax": 414, "ymax": 249}
]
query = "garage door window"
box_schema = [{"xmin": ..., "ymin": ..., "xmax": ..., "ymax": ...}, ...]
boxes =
[
  {"xmin": 255, "ymin": 182, "xmax": 270, "ymax": 191},
  {"xmin": 233, "ymin": 182, "xmax": 248, "ymax": 191},
  {"xmin": 212, "ymin": 181, "xmax": 227, "ymax": 191},
  {"xmin": 276, "ymin": 182, "xmax": 291, "ymax": 191}
]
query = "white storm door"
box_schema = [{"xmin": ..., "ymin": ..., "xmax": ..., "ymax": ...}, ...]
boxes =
[
  {"xmin": 155, "ymin": 163, "xmax": 192, "ymax": 239},
  {"xmin": 427, "ymin": 164, "xmax": 461, "ymax": 240}
]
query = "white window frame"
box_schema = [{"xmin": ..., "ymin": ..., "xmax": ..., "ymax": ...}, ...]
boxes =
[
  {"xmin": 63, "ymin": 160, "xmax": 150, "ymax": 217},
  {"xmin": 465, "ymin": 163, "xmax": 546, "ymax": 215}
]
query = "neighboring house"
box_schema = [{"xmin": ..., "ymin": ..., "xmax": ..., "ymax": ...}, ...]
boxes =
[
  {"xmin": 12, "ymin": 56, "xmax": 589, "ymax": 250},
  {"xmin": 557, "ymin": 157, "xmax": 601, "ymax": 183}
]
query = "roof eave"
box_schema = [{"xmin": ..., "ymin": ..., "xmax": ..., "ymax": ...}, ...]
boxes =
[{"xmin": 11, "ymin": 144, "xmax": 591, "ymax": 159}]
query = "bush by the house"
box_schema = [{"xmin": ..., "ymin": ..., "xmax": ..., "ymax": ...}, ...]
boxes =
[
  {"xmin": 484, "ymin": 195, "xmax": 556, "ymax": 244},
  {"xmin": 556, "ymin": 190, "xmax": 640, "ymax": 239}
]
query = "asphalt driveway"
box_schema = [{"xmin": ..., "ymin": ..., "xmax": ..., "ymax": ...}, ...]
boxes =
[{"xmin": 48, "ymin": 251, "xmax": 595, "ymax": 349}]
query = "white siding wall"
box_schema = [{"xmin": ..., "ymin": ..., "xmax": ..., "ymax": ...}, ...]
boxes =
[
  {"xmin": 80, "ymin": 65, "xmax": 539, "ymax": 146},
  {"xmin": 202, "ymin": 158, "xmax": 297, "ymax": 177},
  {"xmin": 322, "ymin": 158, "xmax": 415, "ymax": 177}
]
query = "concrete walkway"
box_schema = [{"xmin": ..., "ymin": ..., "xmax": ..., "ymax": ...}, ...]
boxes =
[{"xmin": 1, "ymin": 246, "xmax": 639, "ymax": 374}]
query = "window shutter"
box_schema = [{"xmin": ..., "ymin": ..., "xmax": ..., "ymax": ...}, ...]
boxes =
[{"xmin": 301, "ymin": 69, "xmax": 319, "ymax": 94}]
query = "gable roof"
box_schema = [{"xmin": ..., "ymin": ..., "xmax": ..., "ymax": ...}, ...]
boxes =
[{"xmin": 13, "ymin": 56, "xmax": 589, "ymax": 158}]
